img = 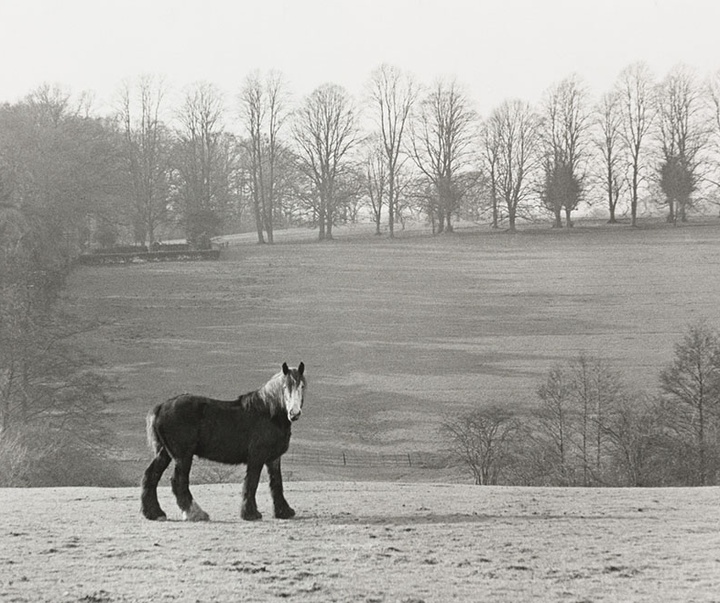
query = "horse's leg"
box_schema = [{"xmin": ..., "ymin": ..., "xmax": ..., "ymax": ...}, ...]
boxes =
[
  {"xmin": 141, "ymin": 447, "xmax": 171, "ymax": 520},
  {"xmin": 170, "ymin": 455, "xmax": 210, "ymax": 522},
  {"xmin": 241, "ymin": 460, "xmax": 263, "ymax": 520},
  {"xmin": 266, "ymin": 457, "xmax": 295, "ymax": 519}
]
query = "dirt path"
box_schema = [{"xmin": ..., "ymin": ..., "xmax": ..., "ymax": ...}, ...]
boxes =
[{"xmin": 2, "ymin": 483, "xmax": 719, "ymax": 602}]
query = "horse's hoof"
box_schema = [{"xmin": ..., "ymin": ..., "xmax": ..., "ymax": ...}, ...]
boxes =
[
  {"xmin": 275, "ymin": 506, "xmax": 296, "ymax": 519},
  {"xmin": 182, "ymin": 501, "xmax": 210, "ymax": 522},
  {"xmin": 183, "ymin": 511, "xmax": 210, "ymax": 522},
  {"xmin": 241, "ymin": 509, "xmax": 263, "ymax": 521},
  {"xmin": 142, "ymin": 509, "xmax": 167, "ymax": 521}
]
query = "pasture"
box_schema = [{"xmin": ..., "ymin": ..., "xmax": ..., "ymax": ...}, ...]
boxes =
[
  {"xmin": 66, "ymin": 220, "xmax": 720, "ymax": 481},
  {"xmin": 2, "ymin": 482, "xmax": 719, "ymax": 602},
  {"xmin": 5, "ymin": 221, "xmax": 720, "ymax": 603}
]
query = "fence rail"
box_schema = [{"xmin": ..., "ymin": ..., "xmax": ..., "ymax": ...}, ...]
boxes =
[
  {"xmin": 285, "ymin": 450, "xmax": 448, "ymax": 468},
  {"xmin": 121, "ymin": 449, "xmax": 449, "ymax": 470}
]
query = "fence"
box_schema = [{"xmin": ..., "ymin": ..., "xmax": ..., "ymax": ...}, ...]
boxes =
[
  {"xmin": 121, "ymin": 448, "xmax": 449, "ymax": 470},
  {"xmin": 284, "ymin": 449, "xmax": 449, "ymax": 469}
]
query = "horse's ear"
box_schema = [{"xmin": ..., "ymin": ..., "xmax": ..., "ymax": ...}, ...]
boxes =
[
  {"xmin": 282, "ymin": 362, "xmax": 289, "ymax": 375},
  {"xmin": 298, "ymin": 362, "xmax": 305, "ymax": 376}
]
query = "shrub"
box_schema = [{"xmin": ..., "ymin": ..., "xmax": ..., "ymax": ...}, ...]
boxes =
[{"xmin": 0, "ymin": 423, "xmax": 129, "ymax": 487}]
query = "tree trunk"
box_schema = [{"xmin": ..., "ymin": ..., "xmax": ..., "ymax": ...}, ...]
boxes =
[
  {"xmin": 698, "ymin": 402, "xmax": 706, "ymax": 486},
  {"xmin": 264, "ymin": 203, "xmax": 274, "ymax": 244},
  {"xmin": 437, "ymin": 208, "xmax": 446, "ymax": 234},
  {"xmin": 508, "ymin": 211, "xmax": 516, "ymax": 233},
  {"xmin": 317, "ymin": 201, "xmax": 326, "ymax": 240},
  {"xmin": 253, "ymin": 197, "xmax": 265, "ymax": 244},
  {"xmin": 608, "ymin": 202, "xmax": 617, "ymax": 224},
  {"xmin": 630, "ymin": 173, "xmax": 639, "ymax": 227},
  {"xmin": 491, "ymin": 185, "xmax": 499, "ymax": 229},
  {"xmin": 388, "ymin": 197, "xmax": 395, "ymax": 239},
  {"xmin": 325, "ymin": 213, "xmax": 333, "ymax": 239}
]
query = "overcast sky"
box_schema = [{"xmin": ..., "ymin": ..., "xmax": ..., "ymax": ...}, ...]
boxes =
[{"xmin": 2, "ymin": 0, "xmax": 719, "ymax": 117}]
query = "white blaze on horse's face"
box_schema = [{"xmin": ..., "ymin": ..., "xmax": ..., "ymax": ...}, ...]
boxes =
[
  {"xmin": 282, "ymin": 362, "xmax": 305, "ymax": 422},
  {"xmin": 285, "ymin": 381, "xmax": 304, "ymax": 422}
]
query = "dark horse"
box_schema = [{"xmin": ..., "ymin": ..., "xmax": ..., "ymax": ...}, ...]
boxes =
[{"xmin": 141, "ymin": 362, "xmax": 305, "ymax": 521}]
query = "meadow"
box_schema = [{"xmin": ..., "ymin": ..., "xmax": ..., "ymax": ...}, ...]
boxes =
[
  {"xmin": 3, "ymin": 482, "xmax": 719, "ymax": 602},
  {"xmin": 4, "ymin": 220, "xmax": 719, "ymax": 603},
  {"xmin": 66, "ymin": 219, "xmax": 720, "ymax": 482}
]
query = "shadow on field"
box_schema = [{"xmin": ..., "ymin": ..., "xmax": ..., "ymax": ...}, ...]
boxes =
[
  {"xmin": 318, "ymin": 512, "xmax": 492, "ymax": 525},
  {"xmin": 306, "ymin": 512, "xmax": 640, "ymax": 526}
]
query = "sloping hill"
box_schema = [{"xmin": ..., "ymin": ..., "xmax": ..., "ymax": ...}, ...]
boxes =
[
  {"xmin": 66, "ymin": 221, "xmax": 720, "ymax": 483},
  {"xmin": 2, "ymin": 483, "xmax": 719, "ymax": 602}
]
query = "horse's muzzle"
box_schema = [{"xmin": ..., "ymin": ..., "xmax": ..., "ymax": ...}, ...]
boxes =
[{"xmin": 289, "ymin": 411, "xmax": 301, "ymax": 422}]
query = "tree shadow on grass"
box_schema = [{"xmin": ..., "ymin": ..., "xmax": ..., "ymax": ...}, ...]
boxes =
[
  {"xmin": 310, "ymin": 512, "xmax": 640, "ymax": 526},
  {"xmin": 319, "ymin": 512, "xmax": 492, "ymax": 526}
]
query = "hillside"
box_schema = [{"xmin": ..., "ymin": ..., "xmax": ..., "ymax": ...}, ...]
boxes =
[
  {"xmin": 2, "ymin": 482, "xmax": 719, "ymax": 602},
  {"xmin": 65, "ymin": 220, "xmax": 720, "ymax": 482}
]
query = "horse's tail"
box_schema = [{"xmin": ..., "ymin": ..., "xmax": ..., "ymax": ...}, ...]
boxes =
[{"xmin": 146, "ymin": 405, "xmax": 163, "ymax": 455}]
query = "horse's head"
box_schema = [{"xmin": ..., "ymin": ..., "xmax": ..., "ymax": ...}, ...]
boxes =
[{"xmin": 281, "ymin": 362, "xmax": 305, "ymax": 422}]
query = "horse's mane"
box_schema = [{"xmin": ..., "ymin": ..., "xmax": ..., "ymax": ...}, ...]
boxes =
[
  {"xmin": 236, "ymin": 372, "xmax": 285, "ymax": 416},
  {"xmin": 257, "ymin": 371, "xmax": 286, "ymax": 413},
  {"xmin": 237, "ymin": 368, "xmax": 305, "ymax": 417}
]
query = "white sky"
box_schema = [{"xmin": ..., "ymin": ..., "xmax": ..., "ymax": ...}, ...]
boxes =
[{"xmin": 1, "ymin": 0, "xmax": 720, "ymax": 117}]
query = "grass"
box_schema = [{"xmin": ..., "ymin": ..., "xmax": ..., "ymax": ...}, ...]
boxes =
[
  {"xmin": 4, "ymin": 482, "xmax": 720, "ymax": 601},
  {"xmin": 66, "ymin": 218, "xmax": 720, "ymax": 482}
]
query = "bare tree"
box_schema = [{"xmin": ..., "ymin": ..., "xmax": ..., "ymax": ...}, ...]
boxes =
[
  {"xmin": 480, "ymin": 118, "xmax": 501, "ymax": 228},
  {"xmin": 410, "ymin": 78, "xmax": 475, "ymax": 233},
  {"xmin": 483, "ymin": 99, "xmax": 541, "ymax": 232},
  {"xmin": 603, "ymin": 394, "xmax": 670, "ymax": 487},
  {"xmin": 540, "ymin": 75, "xmax": 591, "ymax": 227},
  {"xmin": 593, "ymin": 90, "xmax": 626, "ymax": 223},
  {"xmin": 292, "ymin": 83, "xmax": 359, "ymax": 240},
  {"xmin": 567, "ymin": 354, "xmax": 624, "ymax": 484},
  {"xmin": 361, "ymin": 139, "xmax": 388, "ymax": 235},
  {"xmin": 705, "ymin": 69, "xmax": 720, "ymax": 212},
  {"xmin": 659, "ymin": 321, "xmax": 720, "ymax": 486},
  {"xmin": 239, "ymin": 70, "xmax": 290, "ymax": 243},
  {"xmin": 1, "ymin": 85, "xmax": 123, "ymax": 258},
  {"xmin": 175, "ymin": 82, "xmax": 233, "ymax": 247},
  {"xmin": 616, "ymin": 62, "xmax": 655, "ymax": 227},
  {"xmin": 117, "ymin": 75, "xmax": 172, "ymax": 246},
  {"xmin": 535, "ymin": 365, "xmax": 575, "ymax": 485},
  {"xmin": 535, "ymin": 354, "xmax": 625, "ymax": 486},
  {"xmin": 368, "ymin": 64, "xmax": 417, "ymax": 238},
  {"xmin": 442, "ymin": 406, "xmax": 520, "ymax": 485},
  {"xmin": 655, "ymin": 64, "xmax": 709, "ymax": 224}
]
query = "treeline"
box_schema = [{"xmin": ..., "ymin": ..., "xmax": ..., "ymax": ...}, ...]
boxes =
[
  {"xmin": 443, "ymin": 322, "xmax": 720, "ymax": 487},
  {"xmin": 3, "ymin": 62, "xmax": 720, "ymax": 254}
]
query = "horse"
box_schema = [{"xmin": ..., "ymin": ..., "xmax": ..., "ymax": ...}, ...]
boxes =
[{"xmin": 140, "ymin": 362, "xmax": 305, "ymax": 522}]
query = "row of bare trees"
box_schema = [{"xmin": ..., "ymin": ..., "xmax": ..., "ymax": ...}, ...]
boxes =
[
  {"xmin": 8, "ymin": 60, "xmax": 719, "ymax": 251},
  {"xmin": 443, "ymin": 322, "xmax": 720, "ymax": 487},
  {"xmin": 298, "ymin": 61, "xmax": 720, "ymax": 237},
  {"xmin": 481, "ymin": 63, "xmax": 720, "ymax": 232}
]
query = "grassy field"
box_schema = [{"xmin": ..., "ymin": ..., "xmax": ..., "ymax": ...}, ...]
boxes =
[
  {"xmin": 66, "ymin": 219, "xmax": 720, "ymax": 482},
  {"xmin": 3, "ymin": 482, "xmax": 720, "ymax": 602}
]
